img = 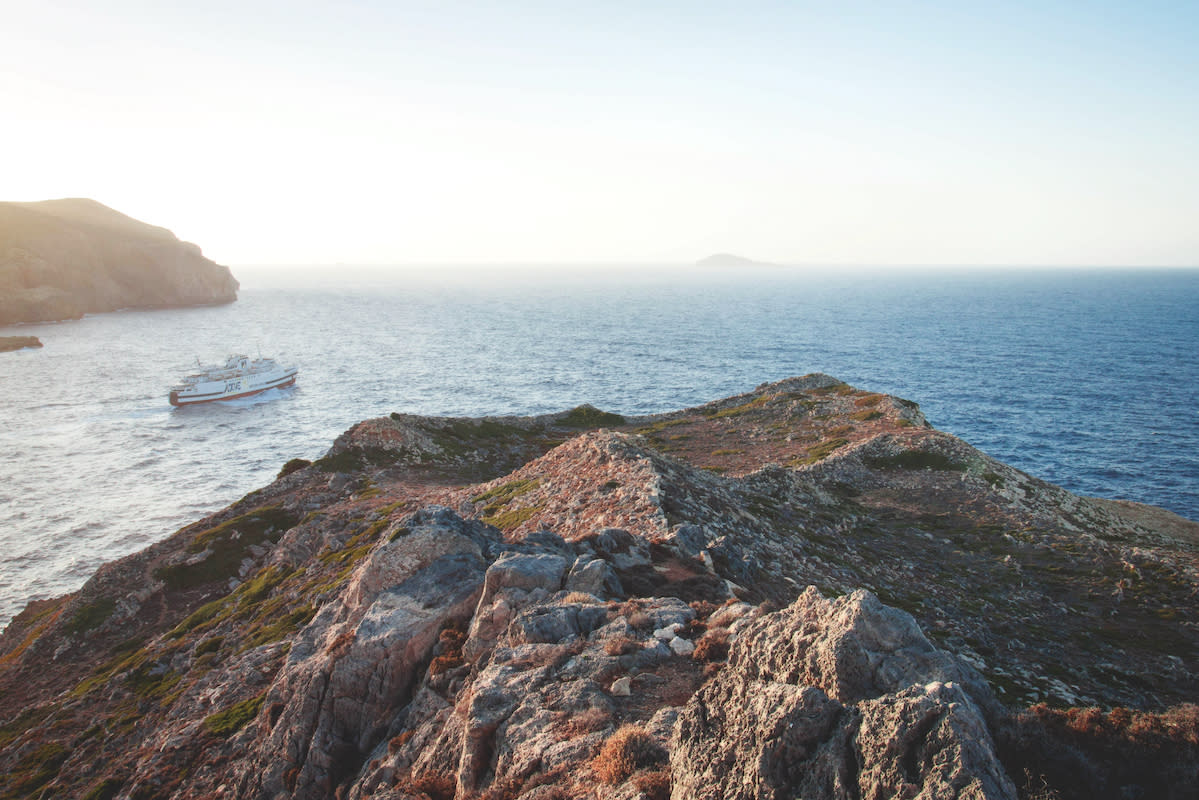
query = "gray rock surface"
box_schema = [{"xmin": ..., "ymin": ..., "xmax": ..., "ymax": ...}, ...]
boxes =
[{"xmin": 670, "ymin": 587, "xmax": 1016, "ymax": 800}]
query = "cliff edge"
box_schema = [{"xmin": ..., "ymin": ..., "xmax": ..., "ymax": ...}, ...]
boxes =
[
  {"xmin": 0, "ymin": 199, "xmax": 238, "ymax": 325},
  {"xmin": 0, "ymin": 376, "xmax": 1195, "ymax": 799}
]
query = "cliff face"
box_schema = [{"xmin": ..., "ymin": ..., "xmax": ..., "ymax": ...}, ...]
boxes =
[
  {"xmin": 0, "ymin": 199, "xmax": 238, "ymax": 325},
  {"xmin": 0, "ymin": 376, "xmax": 1196, "ymax": 799}
]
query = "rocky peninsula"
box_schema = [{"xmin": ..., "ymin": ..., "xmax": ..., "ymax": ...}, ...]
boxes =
[
  {"xmin": 0, "ymin": 336, "xmax": 42, "ymax": 352},
  {"xmin": 0, "ymin": 376, "xmax": 1195, "ymax": 799},
  {"xmin": 0, "ymin": 199, "xmax": 238, "ymax": 325}
]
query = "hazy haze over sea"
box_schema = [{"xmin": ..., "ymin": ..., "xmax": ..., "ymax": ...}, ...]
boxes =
[{"xmin": 1, "ymin": 264, "xmax": 1196, "ymax": 627}]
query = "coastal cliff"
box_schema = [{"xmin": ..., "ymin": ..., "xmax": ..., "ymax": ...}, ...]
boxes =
[
  {"xmin": 0, "ymin": 376, "xmax": 1195, "ymax": 799},
  {"xmin": 0, "ymin": 199, "xmax": 238, "ymax": 325}
]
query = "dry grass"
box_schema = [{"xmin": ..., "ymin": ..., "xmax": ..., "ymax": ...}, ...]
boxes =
[
  {"xmin": 429, "ymin": 625, "xmax": 466, "ymax": 675},
  {"xmin": 692, "ymin": 628, "xmax": 730, "ymax": 663},
  {"xmin": 604, "ymin": 635, "xmax": 640, "ymax": 656},
  {"xmin": 632, "ymin": 768, "xmax": 671, "ymax": 800},
  {"xmin": 592, "ymin": 724, "xmax": 667, "ymax": 784},
  {"xmin": 395, "ymin": 771, "xmax": 455, "ymax": 800},
  {"xmin": 562, "ymin": 706, "xmax": 612, "ymax": 738}
]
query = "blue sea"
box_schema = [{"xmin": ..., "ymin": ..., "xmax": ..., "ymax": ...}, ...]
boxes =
[{"xmin": 1, "ymin": 265, "xmax": 1196, "ymax": 627}]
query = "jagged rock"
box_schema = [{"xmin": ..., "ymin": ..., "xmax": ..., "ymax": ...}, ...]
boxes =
[
  {"xmin": 228, "ymin": 510, "xmax": 497, "ymax": 799},
  {"xmin": 670, "ymin": 587, "xmax": 1016, "ymax": 800},
  {"xmin": 508, "ymin": 602, "xmax": 609, "ymax": 646},
  {"xmin": 669, "ymin": 523, "xmax": 710, "ymax": 559},
  {"xmin": 566, "ymin": 555, "xmax": 625, "ymax": 599},
  {"xmin": 464, "ymin": 552, "xmax": 570, "ymax": 660}
]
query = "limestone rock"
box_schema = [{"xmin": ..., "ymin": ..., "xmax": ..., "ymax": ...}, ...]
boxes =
[
  {"xmin": 670, "ymin": 587, "xmax": 1016, "ymax": 800},
  {"xmin": 565, "ymin": 555, "xmax": 625, "ymax": 599}
]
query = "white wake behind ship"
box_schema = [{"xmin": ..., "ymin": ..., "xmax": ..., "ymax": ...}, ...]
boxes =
[{"xmin": 169, "ymin": 354, "xmax": 298, "ymax": 407}]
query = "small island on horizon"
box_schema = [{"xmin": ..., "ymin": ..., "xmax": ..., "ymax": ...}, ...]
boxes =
[{"xmin": 695, "ymin": 252, "xmax": 774, "ymax": 267}]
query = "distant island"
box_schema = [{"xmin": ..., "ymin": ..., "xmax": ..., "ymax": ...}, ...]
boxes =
[
  {"xmin": 695, "ymin": 252, "xmax": 773, "ymax": 267},
  {"xmin": 0, "ymin": 199, "xmax": 239, "ymax": 326}
]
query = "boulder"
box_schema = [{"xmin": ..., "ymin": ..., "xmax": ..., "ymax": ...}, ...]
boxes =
[
  {"xmin": 670, "ymin": 587, "xmax": 1016, "ymax": 800},
  {"xmin": 565, "ymin": 555, "xmax": 624, "ymax": 599}
]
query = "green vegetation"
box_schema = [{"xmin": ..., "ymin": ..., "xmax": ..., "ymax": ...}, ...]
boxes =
[
  {"xmin": 428, "ymin": 419, "xmax": 530, "ymax": 457},
  {"xmin": 472, "ymin": 479, "xmax": 539, "ymax": 515},
  {"xmin": 703, "ymin": 394, "xmax": 770, "ymax": 419},
  {"xmin": 793, "ymin": 437, "xmax": 850, "ymax": 466},
  {"xmin": 851, "ymin": 409, "xmax": 883, "ymax": 422},
  {"xmin": 169, "ymin": 597, "xmax": 231, "ymax": 639},
  {"xmin": 126, "ymin": 661, "xmax": 182, "ymax": 702},
  {"xmin": 203, "ymin": 693, "xmax": 266, "ymax": 737},
  {"xmin": 0, "ymin": 705, "xmax": 55, "ymax": 749},
  {"xmin": 485, "ymin": 505, "xmax": 542, "ymax": 531},
  {"xmin": 82, "ymin": 778, "xmax": 124, "ymax": 800},
  {"xmin": 167, "ymin": 564, "xmax": 298, "ymax": 641},
  {"xmin": 474, "ymin": 477, "xmax": 542, "ymax": 531},
  {"xmin": 313, "ymin": 446, "xmax": 397, "ymax": 473},
  {"xmin": 195, "ymin": 636, "xmax": 224, "ymax": 656},
  {"xmin": 560, "ymin": 405, "xmax": 626, "ymax": 428},
  {"xmin": 65, "ymin": 597, "xmax": 115, "ymax": 635},
  {"xmin": 377, "ymin": 500, "xmax": 407, "ymax": 516},
  {"xmin": 634, "ymin": 417, "xmax": 691, "ymax": 435},
  {"xmin": 276, "ymin": 457, "xmax": 311, "ymax": 478},
  {"xmin": 238, "ymin": 606, "xmax": 316, "ymax": 652},
  {"xmin": 153, "ymin": 506, "xmax": 299, "ymax": 591},
  {"xmin": 2, "ymin": 741, "xmax": 68, "ymax": 799},
  {"xmin": 863, "ymin": 451, "xmax": 967, "ymax": 471}
]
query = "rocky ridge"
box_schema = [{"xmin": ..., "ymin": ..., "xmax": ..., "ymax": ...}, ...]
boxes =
[
  {"xmin": 0, "ymin": 375, "xmax": 1195, "ymax": 799},
  {"xmin": 0, "ymin": 198, "xmax": 238, "ymax": 325}
]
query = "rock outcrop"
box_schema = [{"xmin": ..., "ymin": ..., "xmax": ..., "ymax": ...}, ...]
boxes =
[
  {"xmin": 0, "ymin": 198, "xmax": 238, "ymax": 324},
  {"xmin": 671, "ymin": 587, "xmax": 1015, "ymax": 799},
  {"xmin": 0, "ymin": 376, "xmax": 1195, "ymax": 799},
  {"xmin": 0, "ymin": 335, "xmax": 41, "ymax": 352}
]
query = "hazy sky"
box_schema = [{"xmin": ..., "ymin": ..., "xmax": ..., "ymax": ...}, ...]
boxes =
[{"xmin": 4, "ymin": 1, "xmax": 1197, "ymax": 266}]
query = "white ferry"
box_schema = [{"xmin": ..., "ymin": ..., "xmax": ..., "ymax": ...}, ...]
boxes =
[{"xmin": 169, "ymin": 354, "xmax": 298, "ymax": 407}]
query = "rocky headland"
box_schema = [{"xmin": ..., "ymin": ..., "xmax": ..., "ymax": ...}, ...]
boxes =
[
  {"xmin": 0, "ymin": 375, "xmax": 1195, "ymax": 799},
  {"xmin": 0, "ymin": 199, "xmax": 238, "ymax": 325},
  {"xmin": 0, "ymin": 336, "xmax": 42, "ymax": 352}
]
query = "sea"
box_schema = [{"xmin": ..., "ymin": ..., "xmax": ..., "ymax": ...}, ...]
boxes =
[{"xmin": 1, "ymin": 265, "xmax": 1197, "ymax": 628}]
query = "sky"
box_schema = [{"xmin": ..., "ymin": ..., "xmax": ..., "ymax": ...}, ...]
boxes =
[{"xmin": 3, "ymin": 0, "xmax": 1198, "ymax": 267}]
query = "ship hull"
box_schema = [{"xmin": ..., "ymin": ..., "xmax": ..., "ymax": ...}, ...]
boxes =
[{"xmin": 169, "ymin": 369, "xmax": 297, "ymax": 407}]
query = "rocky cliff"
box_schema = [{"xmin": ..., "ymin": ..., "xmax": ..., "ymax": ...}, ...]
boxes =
[
  {"xmin": 0, "ymin": 376, "xmax": 1195, "ymax": 800},
  {"xmin": 0, "ymin": 199, "xmax": 238, "ymax": 325}
]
